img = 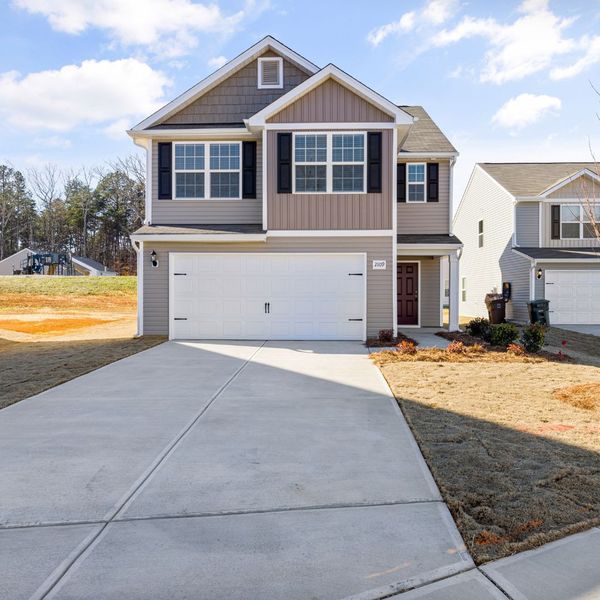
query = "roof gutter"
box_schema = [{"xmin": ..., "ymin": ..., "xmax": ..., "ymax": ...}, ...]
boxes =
[{"xmin": 397, "ymin": 151, "xmax": 459, "ymax": 159}]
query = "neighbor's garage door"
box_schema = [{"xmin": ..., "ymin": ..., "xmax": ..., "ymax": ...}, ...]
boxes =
[
  {"xmin": 170, "ymin": 253, "xmax": 366, "ymax": 340},
  {"xmin": 545, "ymin": 270, "xmax": 600, "ymax": 324}
]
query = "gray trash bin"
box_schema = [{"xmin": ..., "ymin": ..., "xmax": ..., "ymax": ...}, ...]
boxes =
[{"xmin": 527, "ymin": 300, "xmax": 550, "ymax": 325}]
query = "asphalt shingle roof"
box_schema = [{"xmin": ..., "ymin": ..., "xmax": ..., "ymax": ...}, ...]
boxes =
[
  {"xmin": 514, "ymin": 247, "xmax": 600, "ymax": 260},
  {"xmin": 398, "ymin": 106, "xmax": 457, "ymax": 154}
]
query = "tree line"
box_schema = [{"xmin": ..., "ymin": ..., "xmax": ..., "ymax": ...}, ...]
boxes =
[{"xmin": 0, "ymin": 156, "xmax": 145, "ymax": 274}]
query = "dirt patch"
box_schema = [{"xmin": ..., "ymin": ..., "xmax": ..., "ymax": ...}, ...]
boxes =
[
  {"xmin": 0, "ymin": 293, "xmax": 136, "ymax": 314},
  {"xmin": 546, "ymin": 327, "xmax": 600, "ymax": 360},
  {"xmin": 0, "ymin": 317, "xmax": 113, "ymax": 335},
  {"xmin": 553, "ymin": 383, "xmax": 600, "ymax": 411},
  {"xmin": 378, "ymin": 360, "xmax": 600, "ymax": 564}
]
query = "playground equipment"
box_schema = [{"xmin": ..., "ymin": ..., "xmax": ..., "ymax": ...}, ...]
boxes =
[{"xmin": 18, "ymin": 252, "xmax": 73, "ymax": 275}]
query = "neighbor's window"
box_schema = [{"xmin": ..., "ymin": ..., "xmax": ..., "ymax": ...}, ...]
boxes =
[
  {"xmin": 407, "ymin": 163, "xmax": 426, "ymax": 202},
  {"xmin": 461, "ymin": 277, "xmax": 467, "ymax": 302},
  {"xmin": 559, "ymin": 204, "xmax": 599, "ymax": 239},
  {"xmin": 332, "ymin": 134, "xmax": 365, "ymax": 192},
  {"xmin": 478, "ymin": 219, "xmax": 484, "ymax": 247},
  {"xmin": 583, "ymin": 205, "xmax": 600, "ymax": 238},
  {"xmin": 174, "ymin": 144, "xmax": 205, "ymax": 199},
  {"xmin": 294, "ymin": 134, "xmax": 327, "ymax": 193},
  {"xmin": 173, "ymin": 142, "xmax": 241, "ymax": 200}
]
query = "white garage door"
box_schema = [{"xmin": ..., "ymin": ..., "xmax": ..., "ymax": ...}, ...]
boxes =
[
  {"xmin": 545, "ymin": 270, "xmax": 600, "ymax": 324},
  {"xmin": 170, "ymin": 253, "xmax": 366, "ymax": 340}
]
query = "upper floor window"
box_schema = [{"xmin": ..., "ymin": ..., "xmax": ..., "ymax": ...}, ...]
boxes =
[
  {"xmin": 293, "ymin": 132, "xmax": 366, "ymax": 194},
  {"xmin": 173, "ymin": 142, "xmax": 241, "ymax": 200},
  {"xmin": 407, "ymin": 163, "xmax": 426, "ymax": 202},
  {"xmin": 258, "ymin": 57, "xmax": 283, "ymax": 89},
  {"xmin": 561, "ymin": 204, "xmax": 600, "ymax": 239},
  {"xmin": 478, "ymin": 219, "xmax": 484, "ymax": 247}
]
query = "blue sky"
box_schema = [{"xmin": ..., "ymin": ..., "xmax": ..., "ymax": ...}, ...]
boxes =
[{"xmin": 0, "ymin": 0, "xmax": 599, "ymax": 200}]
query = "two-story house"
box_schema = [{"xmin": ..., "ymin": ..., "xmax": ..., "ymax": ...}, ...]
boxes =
[
  {"xmin": 454, "ymin": 163, "xmax": 600, "ymax": 325},
  {"xmin": 128, "ymin": 37, "xmax": 461, "ymax": 341}
]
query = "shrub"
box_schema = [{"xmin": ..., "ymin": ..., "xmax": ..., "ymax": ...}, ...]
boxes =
[
  {"xmin": 521, "ymin": 323, "xmax": 546, "ymax": 353},
  {"xmin": 397, "ymin": 339, "xmax": 417, "ymax": 354},
  {"xmin": 469, "ymin": 343, "xmax": 487, "ymax": 354},
  {"xmin": 447, "ymin": 340, "xmax": 467, "ymax": 354},
  {"xmin": 507, "ymin": 343, "xmax": 525, "ymax": 356},
  {"xmin": 465, "ymin": 317, "xmax": 491, "ymax": 342},
  {"xmin": 378, "ymin": 329, "xmax": 394, "ymax": 343},
  {"xmin": 489, "ymin": 323, "xmax": 520, "ymax": 348}
]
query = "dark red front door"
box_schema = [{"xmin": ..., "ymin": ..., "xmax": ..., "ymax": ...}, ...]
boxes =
[{"xmin": 397, "ymin": 263, "xmax": 419, "ymax": 325}]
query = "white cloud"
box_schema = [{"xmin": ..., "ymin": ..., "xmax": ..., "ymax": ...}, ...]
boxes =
[
  {"xmin": 551, "ymin": 35, "xmax": 600, "ymax": 80},
  {"xmin": 491, "ymin": 93, "xmax": 561, "ymax": 131},
  {"xmin": 0, "ymin": 59, "xmax": 170, "ymax": 132},
  {"xmin": 13, "ymin": 0, "xmax": 258, "ymax": 57},
  {"xmin": 208, "ymin": 55, "xmax": 228, "ymax": 69},
  {"xmin": 32, "ymin": 135, "xmax": 72, "ymax": 148},
  {"xmin": 367, "ymin": 0, "xmax": 458, "ymax": 46}
]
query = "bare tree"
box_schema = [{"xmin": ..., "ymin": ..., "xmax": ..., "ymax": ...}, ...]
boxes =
[{"xmin": 29, "ymin": 164, "xmax": 61, "ymax": 251}]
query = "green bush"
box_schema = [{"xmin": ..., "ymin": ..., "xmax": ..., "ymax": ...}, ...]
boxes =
[
  {"xmin": 521, "ymin": 323, "xmax": 546, "ymax": 353},
  {"xmin": 465, "ymin": 317, "xmax": 491, "ymax": 341},
  {"xmin": 489, "ymin": 323, "xmax": 520, "ymax": 348}
]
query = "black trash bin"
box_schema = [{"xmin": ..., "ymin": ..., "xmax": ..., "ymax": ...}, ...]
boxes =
[
  {"xmin": 528, "ymin": 299, "xmax": 550, "ymax": 325},
  {"xmin": 485, "ymin": 293, "xmax": 506, "ymax": 324}
]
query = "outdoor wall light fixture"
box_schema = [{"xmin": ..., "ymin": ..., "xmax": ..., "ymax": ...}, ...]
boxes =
[
  {"xmin": 536, "ymin": 268, "xmax": 543, "ymax": 280},
  {"xmin": 150, "ymin": 250, "xmax": 158, "ymax": 268}
]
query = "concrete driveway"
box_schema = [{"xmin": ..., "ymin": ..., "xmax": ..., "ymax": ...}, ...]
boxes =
[
  {"xmin": 0, "ymin": 341, "xmax": 474, "ymax": 599},
  {"xmin": 555, "ymin": 324, "xmax": 600, "ymax": 336}
]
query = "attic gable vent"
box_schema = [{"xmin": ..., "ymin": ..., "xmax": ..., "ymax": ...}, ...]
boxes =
[{"xmin": 258, "ymin": 57, "xmax": 283, "ymax": 89}]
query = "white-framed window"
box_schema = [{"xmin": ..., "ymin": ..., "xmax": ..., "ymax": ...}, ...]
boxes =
[
  {"xmin": 258, "ymin": 57, "xmax": 283, "ymax": 89},
  {"xmin": 292, "ymin": 132, "xmax": 366, "ymax": 194},
  {"xmin": 560, "ymin": 204, "xmax": 600, "ymax": 239},
  {"xmin": 173, "ymin": 142, "xmax": 241, "ymax": 200},
  {"xmin": 407, "ymin": 163, "xmax": 426, "ymax": 202},
  {"xmin": 478, "ymin": 219, "xmax": 484, "ymax": 247},
  {"xmin": 461, "ymin": 277, "xmax": 467, "ymax": 302}
]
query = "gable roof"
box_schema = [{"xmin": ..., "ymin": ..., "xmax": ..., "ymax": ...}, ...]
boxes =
[
  {"xmin": 398, "ymin": 106, "xmax": 457, "ymax": 154},
  {"xmin": 247, "ymin": 64, "xmax": 413, "ymax": 127},
  {"xmin": 478, "ymin": 163, "xmax": 599, "ymax": 197},
  {"xmin": 130, "ymin": 36, "xmax": 319, "ymax": 132}
]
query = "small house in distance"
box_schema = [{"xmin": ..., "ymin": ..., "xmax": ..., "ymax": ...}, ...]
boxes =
[{"xmin": 71, "ymin": 256, "xmax": 117, "ymax": 277}]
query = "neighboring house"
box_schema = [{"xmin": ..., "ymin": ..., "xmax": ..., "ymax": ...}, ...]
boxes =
[
  {"xmin": 128, "ymin": 36, "xmax": 461, "ymax": 341},
  {"xmin": 454, "ymin": 163, "xmax": 600, "ymax": 325},
  {"xmin": 72, "ymin": 256, "xmax": 117, "ymax": 277},
  {"xmin": 0, "ymin": 248, "xmax": 33, "ymax": 275}
]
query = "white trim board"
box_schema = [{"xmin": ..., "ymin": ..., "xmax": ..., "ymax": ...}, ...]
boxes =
[{"xmin": 130, "ymin": 234, "xmax": 267, "ymax": 243}]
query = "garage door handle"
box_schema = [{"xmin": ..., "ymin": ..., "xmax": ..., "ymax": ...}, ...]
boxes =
[
  {"xmin": 348, "ymin": 273, "xmax": 363, "ymax": 276},
  {"xmin": 348, "ymin": 318, "xmax": 363, "ymax": 322},
  {"xmin": 174, "ymin": 317, "xmax": 187, "ymax": 321},
  {"xmin": 174, "ymin": 273, "xmax": 187, "ymax": 276}
]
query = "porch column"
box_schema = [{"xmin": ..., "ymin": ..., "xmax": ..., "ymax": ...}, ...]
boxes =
[{"xmin": 448, "ymin": 251, "xmax": 460, "ymax": 332}]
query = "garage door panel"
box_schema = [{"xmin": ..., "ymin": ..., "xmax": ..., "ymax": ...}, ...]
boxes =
[
  {"xmin": 545, "ymin": 270, "xmax": 600, "ymax": 324},
  {"xmin": 170, "ymin": 253, "xmax": 366, "ymax": 340}
]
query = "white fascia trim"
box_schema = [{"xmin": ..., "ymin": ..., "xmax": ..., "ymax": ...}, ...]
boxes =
[
  {"xmin": 398, "ymin": 151, "xmax": 459, "ymax": 159},
  {"xmin": 540, "ymin": 168, "xmax": 600, "ymax": 197},
  {"xmin": 248, "ymin": 64, "xmax": 413, "ymax": 127},
  {"xmin": 132, "ymin": 36, "xmax": 319, "ymax": 131},
  {"xmin": 130, "ymin": 234, "xmax": 267, "ymax": 243},
  {"xmin": 392, "ymin": 126, "xmax": 398, "ymax": 337},
  {"xmin": 266, "ymin": 122, "xmax": 396, "ymax": 130},
  {"xmin": 129, "ymin": 128, "xmax": 255, "ymax": 140},
  {"xmin": 267, "ymin": 230, "xmax": 394, "ymax": 237},
  {"xmin": 262, "ymin": 128, "xmax": 268, "ymax": 230},
  {"xmin": 515, "ymin": 196, "xmax": 543, "ymax": 202},
  {"xmin": 449, "ymin": 156, "xmax": 456, "ymax": 233}
]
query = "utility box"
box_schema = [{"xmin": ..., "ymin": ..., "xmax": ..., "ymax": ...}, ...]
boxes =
[
  {"xmin": 528, "ymin": 300, "xmax": 550, "ymax": 326},
  {"xmin": 485, "ymin": 293, "xmax": 506, "ymax": 324}
]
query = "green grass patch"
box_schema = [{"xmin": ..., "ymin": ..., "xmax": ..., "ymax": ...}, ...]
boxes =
[{"xmin": 0, "ymin": 275, "xmax": 137, "ymax": 296}]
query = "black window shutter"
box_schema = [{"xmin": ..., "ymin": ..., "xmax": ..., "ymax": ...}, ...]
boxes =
[
  {"xmin": 157, "ymin": 142, "xmax": 172, "ymax": 200},
  {"xmin": 427, "ymin": 163, "xmax": 439, "ymax": 202},
  {"xmin": 397, "ymin": 163, "xmax": 406, "ymax": 202},
  {"xmin": 551, "ymin": 204, "xmax": 561, "ymax": 239},
  {"xmin": 242, "ymin": 141, "xmax": 257, "ymax": 199},
  {"xmin": 277, "ymin": 133, "xmax": 292, "ymax": 193},
  {"xmin": 367, "ymin": 132, "xmax": 382, "ymax": 193}
]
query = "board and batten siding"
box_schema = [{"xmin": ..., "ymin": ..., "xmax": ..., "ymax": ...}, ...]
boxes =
[
  {"xmin": 150, "ymin": 138, "xmax": 263, "ymax": 224},
  {"xmin": 142, "ymin": 237, "xmax": 393, "ymax": 337},
  {"xmin": 160, "ymin": 51, "xmax": 310, "ymax": 125},
  {"xmin": 266, "ymin": 129, "xmax": 393, "ymax": 230},
  {"xmin": 546, "ymin": 175, "xmax": 596, "ymax": 199},
  {"xmin": 397, "ymin": 160, "xmax": 450, "ymax": 235},
  {"xmin": 453, "ymin": 166, "xmax": 530, "ymax": 320},
  {"xmin": 515, "ymin": 203, "xmax": 540, "ymax": 247},
  {"xmin": 541, "ymin": 201, "xmax": 600, "ymax": 248},
  {"xmin": 267, "ymin": 78, "xmax": 394, "ymax": 123},
  {"xmin": 398, "ymin": 256, "xmax": 442, "ymax": 327}
]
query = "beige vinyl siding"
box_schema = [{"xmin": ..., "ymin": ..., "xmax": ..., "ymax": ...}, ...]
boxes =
[
  {"xmin": 541, "ymin": 202, "xmax": 600, "ymax": 248},
  {"xmin": 160, "ymin": 51, "xmax": 310, "ymax": 125},
  {"xmin": 266, "ymin": 130, "xmax": 392, "ymax": 230},
  {"xmin": 267, "ymin": 79, "xmax": 394, "ymax": 123},
  {"xmin": 535, "ymin": 263, "xmax": 600, "ymax": 298},
  {"xmin": 397, "ymin": 161, "xmax": 450, "ymax": 234},
  {"xmin": 546, "ymin": 174, "xmax": 596, "ymax": 199},
  {"xmin": 398, "ymin": 256, "xmax": 441, "ymax": 327},
  {"xmin": 150, "ymin": 138, "xmax": 262, "ymax": 224},
  {"xmin": 515, "ymin": 203, "xmax": 540, "ymax": 247},
  {"xmin": 142, "ymin": 236, "xmax": 393, "ymax": 337}
]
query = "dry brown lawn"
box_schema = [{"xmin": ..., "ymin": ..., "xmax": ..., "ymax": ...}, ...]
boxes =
[{"xmin": 377, "ymin": 357, "xmax": 600, "ymax": 564}]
